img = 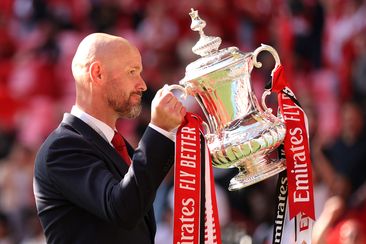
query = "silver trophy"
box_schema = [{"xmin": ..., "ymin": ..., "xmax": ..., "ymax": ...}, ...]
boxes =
[{"xmin": 170, "ymin": 9, "xmax": 286, "ymax": 191}]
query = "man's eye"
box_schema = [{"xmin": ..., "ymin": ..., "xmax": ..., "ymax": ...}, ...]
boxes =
[{"xmin": 129, "ymin": 70, "xmax": 136, "ymax": 75}]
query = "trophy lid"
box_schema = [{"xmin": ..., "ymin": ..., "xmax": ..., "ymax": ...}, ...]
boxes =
[{"xmin": 180, "ymin": 9, "xmax": 250, "ymax": 85}]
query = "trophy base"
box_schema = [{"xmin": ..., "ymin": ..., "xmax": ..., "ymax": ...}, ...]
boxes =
[{"xmin": 228, "ymin": 157, "xmax": 286, "ymax": 191}]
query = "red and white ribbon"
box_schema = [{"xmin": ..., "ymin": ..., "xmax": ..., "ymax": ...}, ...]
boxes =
[
  {"xmin": 173, "ymin": 113, "xmax": 222, "ymax": 244},
  {"xmin": 271, "ymin": 65, "xmax": 315, "ymax": 243}
]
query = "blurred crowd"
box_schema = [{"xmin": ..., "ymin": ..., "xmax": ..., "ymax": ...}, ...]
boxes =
[{"xmin": 0, "ymin": 0, "xmax": 366, "ymax": 243}]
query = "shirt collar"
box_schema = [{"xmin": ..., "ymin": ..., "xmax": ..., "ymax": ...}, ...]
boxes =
[{"xmin": 70, "ymin": 105, "xmax": 115, "ymax": 144}]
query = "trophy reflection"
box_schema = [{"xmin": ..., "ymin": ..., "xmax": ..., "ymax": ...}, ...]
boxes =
[{"xmin": 174, "ymin": 9, "xmax": 286, "ymax": 191}]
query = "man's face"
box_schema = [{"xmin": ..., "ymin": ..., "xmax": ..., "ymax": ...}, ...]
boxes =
[{"xmin": 103, "ymin": 47, "xmax": 147, "ymax": 119}]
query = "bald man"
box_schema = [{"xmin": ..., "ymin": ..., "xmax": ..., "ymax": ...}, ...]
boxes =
[{"xmin": 33, "ymin": 33, "xmax": 186, "ymax": 243}]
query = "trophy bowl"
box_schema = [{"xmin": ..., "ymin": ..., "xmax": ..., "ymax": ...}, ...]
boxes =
[{"xmin": 173, "ymin": 9, "xmax": 286, "ymax": 191}]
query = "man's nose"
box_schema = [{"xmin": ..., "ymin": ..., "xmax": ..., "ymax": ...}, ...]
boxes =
[{"xmin": 138, "ymin": 76, "xmax": 147, "ymax": 91}]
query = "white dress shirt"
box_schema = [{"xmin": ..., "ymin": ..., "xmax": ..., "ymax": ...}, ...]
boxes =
[{"xmin": 70, "ymin": 105, "xmax": 175, "ymax": 145}]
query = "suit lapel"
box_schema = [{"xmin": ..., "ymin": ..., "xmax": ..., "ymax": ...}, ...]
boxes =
[
  {"xmin": 62, "ymin": 113, "xmax": 129, "ymax": 176},
  {"xmin": 62, "ymin": 113, "xmax": 156, "ymax": 237}
]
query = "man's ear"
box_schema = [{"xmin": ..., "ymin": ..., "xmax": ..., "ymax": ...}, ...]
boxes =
[{"xmin": 89, "ymin": 61, "xmax": 102, "ymax": 84}]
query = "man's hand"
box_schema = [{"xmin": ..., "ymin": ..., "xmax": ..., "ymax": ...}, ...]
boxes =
[{"xmin": 151, "ymin": 86, "xmax": 186, "ymax": 132}]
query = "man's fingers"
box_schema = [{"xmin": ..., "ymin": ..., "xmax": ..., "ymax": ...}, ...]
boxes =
[
  {"xmin": 151, "ymin": 84, "xmax": 187, "ymax": 131},
  {"xmin": 153, "ymin": 86, "xmax": 174, "ymax": 108},
  {"xmin": 160, "ymin": 92, "xmax": 175, "ymax": 104},
  {"xmin": 173, "ymin": 100, "xmax": 182, "ymax": 110},
  {"xmin": 180, "ymin": 106, "xmax": 187, "ymax": 117}
]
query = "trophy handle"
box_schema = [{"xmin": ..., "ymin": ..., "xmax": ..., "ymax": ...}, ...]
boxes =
[
  {"xmin": 189, "ymin": 113, "xmax": 210, "ymax": 135},
  {"xmin": 164, "ymin": 84, "xmax": 188, "ymax": 99},
  {"xmin": 201, "ymin": 121, "xmax": 210, "ymax": 136},
  {"xmin": 261, "ymin": 89, "xmax": 272, "ymax": 113},
  {"xmin": 252, "ymin": 44, "xmax": 281, "ymax": 76},
  {"xmin": 252, "ymin": 44, "xmax": 281, "ymax": 113}
]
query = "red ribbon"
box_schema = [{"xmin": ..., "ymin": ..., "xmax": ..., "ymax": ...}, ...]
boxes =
[
  {"xmin": 173, "ymin": 113, "xmax": 221, "ymax": 244},
  {"xmin": 270, "ymin": 65, "xmax": 315, "ymax": 243},
  {"xmin": 271, "ymin": 65, "xmax": 287, "ymax": 93},
  {"xmin": 272, "ymin": 65, "xmax": 315, "ymax": 221}
]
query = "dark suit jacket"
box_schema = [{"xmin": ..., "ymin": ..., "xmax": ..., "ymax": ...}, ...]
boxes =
[{"xmin": 33, "ymin": 113, "xmax": 175, "ymax": 244}]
